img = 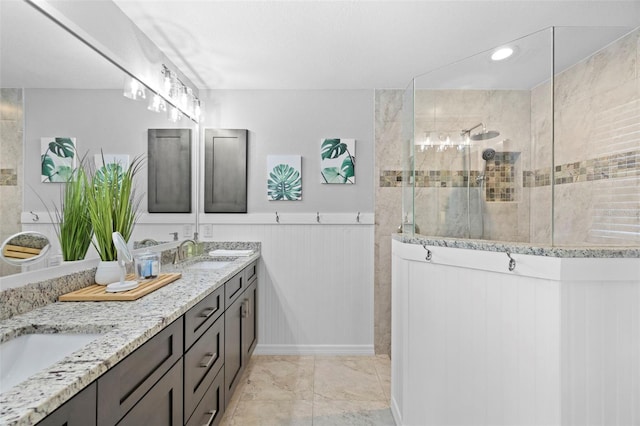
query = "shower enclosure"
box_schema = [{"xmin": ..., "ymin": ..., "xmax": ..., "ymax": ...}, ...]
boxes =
[{"xmin": 401, "ymin": 26, "xmax": 640, "ymax": 246}]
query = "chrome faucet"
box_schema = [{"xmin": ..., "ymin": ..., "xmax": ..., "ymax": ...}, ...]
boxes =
[
  {"xmin": 139, "ymin": 238, "xmax": 159, "ymax": 246},
  {"xmin": 174, "ymin": 239, "xmax": 196, "ymax": 264}
]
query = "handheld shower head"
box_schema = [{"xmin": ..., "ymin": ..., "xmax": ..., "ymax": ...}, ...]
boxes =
[{"xmin": 482, "ymin": 148, "xmax": 496, "ymax": 161}]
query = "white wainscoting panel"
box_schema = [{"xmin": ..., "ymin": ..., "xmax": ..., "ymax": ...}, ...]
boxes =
[
  {"xmin": 392, "ymin": 239, "xmax": 639, "ymax": 426},
  {"xmin": 206, "ymin": 223, "xmax": 375, "ymax": 355}
]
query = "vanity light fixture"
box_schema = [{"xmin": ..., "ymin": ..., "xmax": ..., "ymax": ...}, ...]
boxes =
[
  {"xmin": 148, "ymin": 93, "xmax": 167, "ymax": 113},
  {"xmin": 416, "ymin": 131, "xmax": 469, "ymax": 153},
  {"xmin": 168, "ymin": 106, "xmax": 181, "ymax": 123},
  {"xmin": 491, "ymin": 46, "xmax": 514, "ymax": 61},
  {"xmin": 123, "ymin": 65, "xmax": 203, "ymax": 123},
  {"xmin": 123, "ymin": 75, "xmax": 146, "ymax": 101}
]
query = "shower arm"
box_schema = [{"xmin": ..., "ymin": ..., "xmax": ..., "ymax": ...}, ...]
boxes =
[{"xmin": 461, "ymin": 123, "xmax": 485, "ymax": 136}]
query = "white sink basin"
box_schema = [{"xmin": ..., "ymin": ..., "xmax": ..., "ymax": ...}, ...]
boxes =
[
  {"xmin": 187, "ymin": 261, "xmax": 231, "ymax": 271},
  {"xmin": 0, "ymin": 333, "xmax": 102, "ymax": 393}
]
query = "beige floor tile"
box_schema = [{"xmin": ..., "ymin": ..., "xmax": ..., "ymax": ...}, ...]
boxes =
[
  {"xmin": 228, "ymin": 399, "xmax": 313, "ymax": 426},
  {"xmin": 373, "ymin": 355, "xmax": 391, "ymax": 399},
  {"xmin": 314, "ymin": 356, "xmax": 386, "ymax": 401},
  {"xmin": 313, "ymin": 399, "xmax": 395, "ymax": 426},
  {"xmin": 241, "ymin": 356, "xmax": 315, "ymax": 401}
]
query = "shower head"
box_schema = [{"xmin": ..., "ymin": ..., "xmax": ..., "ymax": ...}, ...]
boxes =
[
  {"xmin": 482, "ymin": 148, "xmax": 496, "ymax": 161},
  {"xmin": 461, "ymin": 122, "xmax": 500, "ymax": 141},
  {"xmin": 471, "ymin": 128, "xmax": 500, "ymax": 141}
]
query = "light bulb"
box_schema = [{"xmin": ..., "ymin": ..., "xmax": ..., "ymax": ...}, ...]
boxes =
[{"xmin": 491, "ymin": 47, "xmax": 514, "ymax": 61}]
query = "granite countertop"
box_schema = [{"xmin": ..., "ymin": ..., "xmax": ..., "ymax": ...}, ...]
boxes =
[
  {"xmin": 0, "ymin": 250, "xmax": 260, "ymax": 426},
  {"xmin": 394, "ymin": 234, "xmax": 640, "ymax": 258}
]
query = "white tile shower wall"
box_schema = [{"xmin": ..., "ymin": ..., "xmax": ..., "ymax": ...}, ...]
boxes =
[
  {"xmin": 374, "ymin": 89, "xmax": 404, "ymax": 355},
  {"xmin": 0, "ymin": 88, "xmax": 23, "ymax": 277},
  {"xmin": 411, "ymin": 89, "xmax": 532, "ymax": 242},
  {"xmin": 204, "ymin": 223, "xmax": 375, "ymax": 355},
  {"xmin": 533, "ymin": 28, "xmax": 640, "ymax": 245}
]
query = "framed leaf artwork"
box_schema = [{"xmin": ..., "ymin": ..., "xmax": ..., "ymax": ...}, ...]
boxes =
[
  {"xmin": 93, "ymin": 154, "xmax": 130, "ymax": 189},
  {"xmin": 320, "ymin": 138, "xmax": 355, "ymax": 184},
  {"xmin": 267, "ymin": 155, "xmax": 302, "ymax": 201},
  {"xmin": 40, "ymin": 137, "xmax": 76, "ymax": 182}
]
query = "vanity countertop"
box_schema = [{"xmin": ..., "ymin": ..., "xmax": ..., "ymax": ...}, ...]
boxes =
[
  {"xmin": 394, "ymin": 233, "xmax": 640, "ymax": 258},
  {"xmin": 0, "ymin": 251, "xmax": 260, "ymax": 426}
]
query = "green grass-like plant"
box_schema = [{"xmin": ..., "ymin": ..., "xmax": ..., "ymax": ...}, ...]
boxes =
[
  {"xmin": 87, "ymin": 154, "xmax": 143, "ymax": 261},
  {"xmin": 54, "ymin": 165, "xmax": 93, "ymax": 261}
]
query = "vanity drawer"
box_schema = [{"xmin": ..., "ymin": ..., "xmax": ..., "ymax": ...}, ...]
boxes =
[
  {"xmin": 244, "ymin": 260, "xmax": 257, "ymax": 284},
  {"xmin": 184, "ymin": 315, "xmax": 225, "ymax": 420},
  {"xmin": 185, "ymin": 285, "xmax": 224, "ymax": 350},
  {"xmin": 224, "ymin": 271, "xmax": 244, "ymax": 308},
  {"xmin": 97, "ymin": 318, "xmax": 183, "ymax": 426},
  {"xmin": 186, "ymin": 368, "xmax": 225, "ymax": 426}
]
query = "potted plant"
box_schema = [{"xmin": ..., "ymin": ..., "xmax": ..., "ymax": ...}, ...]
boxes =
[
  {"xmin": 87, "ymin": 155, "xmax": 143, "ymax": 284},
  {"xmin": 54, "ymin": 164, "xmax": 93, "ymax": 261}
]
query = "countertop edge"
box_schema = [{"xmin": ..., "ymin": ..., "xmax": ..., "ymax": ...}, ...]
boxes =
[{"xmin": 393, "ymin": 234, "xmax": 640, "ymax": 258}]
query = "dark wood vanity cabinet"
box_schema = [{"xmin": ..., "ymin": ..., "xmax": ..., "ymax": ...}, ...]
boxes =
[
  {"xmin": 184, "ymin": 312, "xmax": 224, "ymax": 423},
  {"xmin": 116, "ymin": 359, "xmax": 184, "ymax": 426},
  {"xmin": 225, "ymin": 262, "xmax": 258, "ymax": 406},
  {"xmin": 36, "ymin": 382, "xmax": 96, "ymax": 426},
  {"xmin": 97, "ymin": 319, "xmax": 184, "ymax": 426},
  {"xmin": 37, "ymin": 260, "xmax": 257, "ymax": 426}
]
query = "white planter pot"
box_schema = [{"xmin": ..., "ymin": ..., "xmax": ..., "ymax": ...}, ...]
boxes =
[{"xmin": 95, "ymin": 260, "xmax": 121, "ymax": 285}]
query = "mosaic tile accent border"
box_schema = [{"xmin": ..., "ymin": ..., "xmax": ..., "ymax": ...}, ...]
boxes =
[
  {"xmin": 380, "ymin": 170, "xmax": 481, "ymax": 188},
  {"xmin": 0, "ymin": 168, "xmax": 17, "ymax": 186},
  {"xmin": 380, "ymin": 152, "xmax": 520, "ymax": 202},
  {"xmin": 523, "ymin": 149, "xmax": 640, "ymax": 187},
  {"xmin": 382, "ymin": 150, "xmax": 640, "ymax": 193}
]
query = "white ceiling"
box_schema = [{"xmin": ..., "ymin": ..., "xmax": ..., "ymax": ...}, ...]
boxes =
[
  {"xmin": 112, "ymin": 0, "xmax": 640, "ymax": 90},
  {"xmin": 0, "ymin": 0, "xmax": 124, "ymax": 89},
  {"xmin": 1, "ymin": 1, "xmax": 639, "ymax": 91}
]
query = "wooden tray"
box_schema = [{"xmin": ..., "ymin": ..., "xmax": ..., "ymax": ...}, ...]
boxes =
[{"xmin": 59, "ymin": 273, "xmax": 182, "ymax": 302}]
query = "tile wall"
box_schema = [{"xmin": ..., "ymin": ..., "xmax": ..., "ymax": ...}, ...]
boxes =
[{"xmin": 0, "ymin": 88, "xmax": 23, "ymax": 277}]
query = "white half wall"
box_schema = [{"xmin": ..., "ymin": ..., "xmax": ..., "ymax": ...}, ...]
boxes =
[{"xmin": 207, "ymin": 223, "xmax": 374, "ymax": 355}]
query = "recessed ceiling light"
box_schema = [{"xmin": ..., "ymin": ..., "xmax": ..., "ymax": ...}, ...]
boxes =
[{"xmin": 491, "ymin": 47, "xmax": 514, "ymax": 61}]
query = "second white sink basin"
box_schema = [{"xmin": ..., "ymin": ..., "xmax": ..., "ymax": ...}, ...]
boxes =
[
  {"xmin": 0, "ymin": 332, "xmax": 102, "ymax": 394},
  {"xmin": 187, "ymin": 261, "xmax": 231, "ymax": 271}
]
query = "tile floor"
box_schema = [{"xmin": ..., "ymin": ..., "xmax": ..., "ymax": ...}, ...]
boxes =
[{"xmin": 220, "ymin": 355, "xmax": 394, "ymax": 426}]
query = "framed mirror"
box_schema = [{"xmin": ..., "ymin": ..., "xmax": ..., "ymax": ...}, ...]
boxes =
[{"xmin": 0, "ymin": 0, "xmax": 197, "ymax": 278}]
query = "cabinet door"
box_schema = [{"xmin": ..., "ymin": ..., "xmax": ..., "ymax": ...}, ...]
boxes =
[
  {"xmin": 186, "ymin": 368, "xmax": 225, "ymax": 426},
  {"xmin": 224, "ymin": 294, "xmax": 244, "ymax": 406},
  {"xmin": 224, "ymin": 271, "xmax": 244, "ymax": 309},
  {"xmin": 36, "ymin": 382, "xmax": 96, "ymax": 426},
  {"xmin": 203, "ymin": 128, "xmax": 247, "ymax": 213},
  {"xmin": 242, "ymin": 281, "xmax": 258, "ymax": 360},
  {"xmin": 185, "ymin": 285, "xmax": 224, "ymax": 350},
  {"xmin": 117, "ymin": 359, "xmax": 183, "ymax": 426},
  {"xmin": 97, "ymin": 318, "xmax": 183, "ymax": 426},
  {"xmin": 184, "ymin": 315, "xmax": 224, "ymax": 421},
  {"xmin": 148, "ymin": 128, "xmax": 192, "ymax": 213}
]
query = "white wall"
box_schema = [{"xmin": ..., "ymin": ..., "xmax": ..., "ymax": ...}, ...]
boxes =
[{"xmin": 201, "ymin": 89, "xmax": 374, "ymax": 213}]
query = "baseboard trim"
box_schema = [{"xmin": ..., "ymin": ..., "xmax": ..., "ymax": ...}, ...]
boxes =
[
  {"xmin": 391, "ymin": 396, "xmax": 402, "ymax": 426},
  {"xmin": 253, "ymin": 344, "xmax": 375, "ymax": 356}
]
